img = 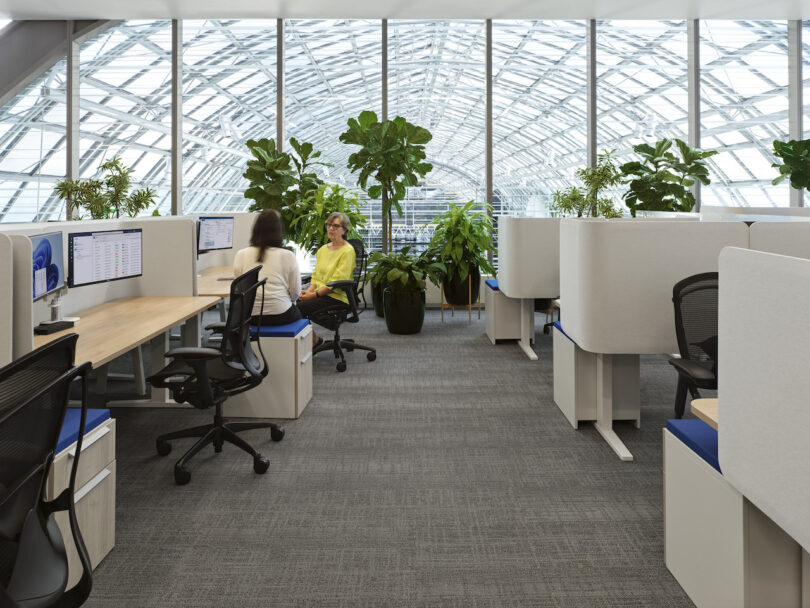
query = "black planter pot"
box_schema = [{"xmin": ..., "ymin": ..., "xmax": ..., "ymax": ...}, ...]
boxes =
[
  {"xmin": 383, "ymin": 288, "xmax": 425, "ymax": 334},
  {"xmin": 443, "ymin": 267, "xmax": 480, "ymax": 306},
  {"xmin": 372, "ymin": 282, "xmax": 385, "ymax": 317}
]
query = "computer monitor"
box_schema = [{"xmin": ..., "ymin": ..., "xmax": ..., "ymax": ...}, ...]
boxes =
[
  {"xmin": 197, "ymin": 216, "xmax": 234, "ymax": 253},
  {"xmin": 31, "ymin": 231, "xmax": 65, "ymax": 301},
  {"xmin": 67, "ymin": 228, "xmax": 143, "ymax": 288}
]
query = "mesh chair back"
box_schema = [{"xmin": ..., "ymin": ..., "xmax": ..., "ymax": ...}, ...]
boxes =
[
  {"xmin": 348, "ymin": 238, "xmax": 367, "ymax": 308},
  {"xmin": 222, "ymin": 266, "xmax": 267, "ymax": 379},
  {"xmin": 673, "ymin": 272, "xmax": 719, "ymax": 370},
  {"xmin": 0, "ymin": 334, "xmax": 77, "ymax": 585}
]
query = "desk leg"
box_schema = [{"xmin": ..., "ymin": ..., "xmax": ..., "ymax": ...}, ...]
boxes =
[
  {"xmin": 181, "ymin": 313, "xmax": 202, "ymax": 347},
  {"xmin": 518, "ymin": 299, "xmax": 537, "ymax": 360},
  {"xmin": 149, "ymin": 332, "xmax": 170, "ymax": 404},
  {"xmin": 594, "ymin": 353, "xmax": 633, "ymax": 462}
]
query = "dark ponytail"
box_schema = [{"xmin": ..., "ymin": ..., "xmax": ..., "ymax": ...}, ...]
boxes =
[{"xmin": 250, "ymin": 209, "xmax": 284, "ymax": 262}]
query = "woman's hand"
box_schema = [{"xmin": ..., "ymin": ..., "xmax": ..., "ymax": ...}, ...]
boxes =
[{"xmin": 299, "ymin": 290, "xmax": 316, "ymax": 301}]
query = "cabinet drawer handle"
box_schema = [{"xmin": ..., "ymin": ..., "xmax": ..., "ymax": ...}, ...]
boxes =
[
  {"xmin": 68, "ymin": 426, "xmax": 111, "ymax": 458},
  {"xmin": 299, "ymin": 351, "xmax": 312, "ymax": 365},
  {"xmin": 74, "ymin": 468, "xmax": 111, "ymax": 503}
]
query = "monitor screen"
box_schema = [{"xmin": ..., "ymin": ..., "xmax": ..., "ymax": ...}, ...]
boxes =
[
  {"xmin": 68, "ymin": 228, "xmax": 143, "ymax": 288},
  {"xmin": 31, "ymin": 231, "xmax": 65, "ymax": 301},
  {"xmin": 198, "ymin": 216, "xmax": 234, "ymax": 252}
]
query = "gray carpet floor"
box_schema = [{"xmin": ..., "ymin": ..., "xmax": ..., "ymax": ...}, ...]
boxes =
[{"xmin": 84, "ymin": 310, "xmax": 695, "ymax": 607}]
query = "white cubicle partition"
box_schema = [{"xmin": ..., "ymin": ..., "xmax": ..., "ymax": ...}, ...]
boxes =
[
  {"xmin": 558, "ymin": 219, "xmax": 748, "ymax": 460},
  {"xmin": 496, "ymin": 216, "xmax": 561, "ymax": 359},
  {"xmin": 0, "ymin": 233, "xmax": 13, "ymax": 366},
  {"xmin": 749, "ymin": 221, "xmax": 810, "ymax": 260},
  {"xmin": 2, "ymin": 216, "xmax": 197, "ymax": 359},
  {"xmin": 719, "ymin": 247, "xmax": 810, "ymax": 554}
]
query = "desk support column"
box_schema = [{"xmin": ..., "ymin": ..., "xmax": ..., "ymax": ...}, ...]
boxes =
[
  {"xmin": 595, "ymin": 353, "xmax": 633, "ymax": 461},
  {"xmin": 181, "ymin": 313, "xmax": 202, "ymax": 348},
  {"xmin": 518, "ymin": 298, "xmax": 537, "ymax": 360},
  {"xmin": 149, "ymin": 333, "xmax": 170, "ymax": 403}
]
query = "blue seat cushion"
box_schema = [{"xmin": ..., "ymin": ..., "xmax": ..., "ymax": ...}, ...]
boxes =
[
  {"xmin": 553, "ymin": 321, "xmax": 574, "ymax": 343},
  {"xmin": 251, "ymin": 318, "xmax": 310, "ymax": 338},
  {"xmin": 666, "ymin": 419, "xmax": 721, "ymax": 473},
  {"xmin": 57, "ymin": 408, "xmax": 111, "ymax": 454},
  {"xmin": 485, "ymin": 279, "xmax": 499, "ymax": 291}
]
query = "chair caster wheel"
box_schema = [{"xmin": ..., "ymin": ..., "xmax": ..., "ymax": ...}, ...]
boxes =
[
  {"xmin": 271, "ymin": 426, "xmax": 285, "ymax": 442},
  {"xmin": 156, "ymin": 440, "xmax": 171, "ymax": 456},
  {"xmin": 254, "ymin": 456, "xmax": 270, "ymax": 474},
  {"xmin": 336, "ymin": 361, "xmax": 347, "ymax": 372},
  {"xmin": 174, "ymin": 466, "xmax": 191, "ymax": 485},
  {"xmin": 367, "ymin": 351, "xmax": 376, "ymax": 362}
]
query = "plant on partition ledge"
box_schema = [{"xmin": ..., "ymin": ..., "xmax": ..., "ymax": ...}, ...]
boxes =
[
  {"xmin": 367, "ymin": 246, "xmax": 445, "ymax": 333},
  {"xmin": 549, "ymin": 150, "xmax": 624, "ymax": 219},
  {"xmin": 424, "ymin": 199, "xmax": 496, "ymax": 307},
  {"xmin": 243, "ymin": 136, "xmax": 331, "ymax": 247},
  {"xmin": 53, "ymin": 157, "xmax": 157, "ymax": 219},
  {"xmin": 339, "ymin": 110, "xmax": 433, "ymax": 253},
  {"xmin": 288, "ymin": 184, "xmax": 368, "ymax": 254},
  {"xmin": 619, "ymin": 138, "xmax": 717, "ymax": 217},
  {"xmin": 771, "ymin": 138, "xmax": 810, "ymax": 192}
]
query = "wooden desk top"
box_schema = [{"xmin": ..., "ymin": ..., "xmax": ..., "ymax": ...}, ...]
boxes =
[
  {"xmin": 691, "ymin": 398, "xmax": 718, "ymax": 430},
  {"xmin": 197, "ymin": 265, "xmax": 233, "ymax": 297},
  {"xmin": 34, "ymin": 296, "xmax": 220, "ymax": 368}
]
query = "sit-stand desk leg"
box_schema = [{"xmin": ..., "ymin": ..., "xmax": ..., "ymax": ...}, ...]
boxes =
[
  {"xmin": 218, "ymin": 299, "xmax": 226, "ymax": 323},
  {"xmin": 181, "ymin": 313, "xmax": 202, "ymax": 347},
  {"xmin": 133, "ymin": 345, "xmax": 146, "ymax": 395},
  {"xmin": 594, "ymin": 353, "xmax": 633, "ymax": 462},
  {"xmin": 149, "ymin": 332, "xmax": 170, "ymax": 404},
  {"xmin": 518, "ymin": 298, "xmax": 537, "ymax": 361},
  {"xmin": 96, "ymin": 364, "xmax": 108, "ymax": 394}
]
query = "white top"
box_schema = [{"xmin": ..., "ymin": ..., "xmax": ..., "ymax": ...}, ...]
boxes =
[{"xmin": 233, "ymin": 246, "xmax": 301, "ymax": 317}]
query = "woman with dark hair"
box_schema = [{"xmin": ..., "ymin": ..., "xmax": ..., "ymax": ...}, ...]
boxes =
[{"xmin": 233, "ymin": 209, "xmax": 302, "ymax": 326}]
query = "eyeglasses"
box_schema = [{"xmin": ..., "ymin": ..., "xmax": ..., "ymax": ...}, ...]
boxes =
[{"xmin": 325, "ymin": 223, "xmax": 344, "ymax": 230}]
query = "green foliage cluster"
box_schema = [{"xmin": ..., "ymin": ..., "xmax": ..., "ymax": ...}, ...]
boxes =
[
  {"xmin": 550, "ymin": 151, "xmax": 623, "ymax": 218},
  {"xmin": 771, "ymin": 139, "xmax": 810, "ymax": 192},
  {"xmin": 243, "ymin": 137, "xmax": 332, "ymax": 247},
  {"xmin": 620, "ymin": 139, "xmax": 716, "ymax": 217},
  {"xmin": 54, "ymin": 157, "xmax": 157, "ymax": 219},
  {"xmin": 340, "ymin": 110, "xmax": 433, "ymax": 251},
  {"xmin": 289, "ymin": 184, "xmax": 367, "ymax": 253},
  {"xmin": 425, "ymin": 199, "xmax": 496, "ymax": 284},
  {"xmin": 367, "ymin": 246, "xmax": 446, "ymax": 294}
]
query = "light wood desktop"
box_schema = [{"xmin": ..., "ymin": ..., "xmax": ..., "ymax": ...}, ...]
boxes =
[
  {"xmin": 197, "ymin": 265, "xmax": 233, "ymax": 297},
  {"xmin": 690, "ymin": 398, "xmax": 718, "ymax": 430}
]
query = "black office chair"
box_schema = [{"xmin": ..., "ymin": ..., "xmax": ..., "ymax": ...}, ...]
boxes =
[
  {"xmin": 309, "ymin": 240, "xmax": 377, "ymax": 372},
  {"xmin": 668, "ymin": 272, "xmax": 719, "ymax": 419},
  {"xmin": 146, "ymin": 266, "xmax": 285, "ymax": 485},
  {"xmin": 349, "ymin": 237, "xmax": 369, "ymax": 310},
  {"xmin": 0, "ymin": 334, "xmax": 93, "ymax": 608}
]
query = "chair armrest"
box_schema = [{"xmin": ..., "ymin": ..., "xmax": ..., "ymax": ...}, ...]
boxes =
[
  {"xmin": 326, "ymin": 280, "xmax": 354, "ymax": 290},
  {"xmin": 205, "ymin": 322, "xmax": 226, "ymax": 333},
  {"xmin": 668, "ymin": 357, "xmax": 715, "ymax": 382},
  {"xmin": 165, "ymin": 347, "xmax": 221, "ymax": 361}
]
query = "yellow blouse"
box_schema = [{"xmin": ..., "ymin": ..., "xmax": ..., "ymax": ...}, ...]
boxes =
[{"xmin": 310, "ymin": 242, "xmax": 356, "ymax": 304}]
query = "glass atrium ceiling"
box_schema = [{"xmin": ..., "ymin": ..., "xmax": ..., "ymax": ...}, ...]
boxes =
[{"xmin": 0, "ymin": 18, "xmax": 804, "ymax": 225}]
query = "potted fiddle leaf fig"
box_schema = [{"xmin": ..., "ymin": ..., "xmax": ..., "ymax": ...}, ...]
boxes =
[
  {"xmin": 771, "ymin": 138, "xmax": 810, "ymax": 192},
  {"xmin": 549, "ymin": 150, "xmax": 624, "ymax": 219},
  {"xmin": 243, "ymin": 137, "xmax": 330, "ymax": 248},
  {"xmin": 54, "ymin": 156, "xmax": 157, "ymax": 219},
  {"xmin": 425, "ymin": 200, "xmax": 496, "ymax": 306},
  {"xmin": 620, "ymin": 138, "xmax": 717, "ymax": 217},
  {"xmin": 339, "ymin": 110, "xmax": 433, "ymax": 253},
  {"xmin": 367, "ymin": 246, "xmax": 444, "ymax": 333}
]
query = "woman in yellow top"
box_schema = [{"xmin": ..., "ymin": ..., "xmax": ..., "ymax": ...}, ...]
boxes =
[{"xmin": 297, "ymin": 212, "xmax": 356, "ymax": 346}]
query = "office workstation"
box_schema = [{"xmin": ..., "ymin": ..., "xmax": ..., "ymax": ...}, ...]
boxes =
[{"xmin": 3, "ymin": 8, "xmax": 810, "ymax": 608}]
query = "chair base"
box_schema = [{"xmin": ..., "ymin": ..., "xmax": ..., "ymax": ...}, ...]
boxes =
[
  {"xmin": 156, "ymin": 407, "xmax": 285, "ymax": 485},
  {"xmin": 313, "ymin": 336, "xmax": 376, "ymax": 373}
]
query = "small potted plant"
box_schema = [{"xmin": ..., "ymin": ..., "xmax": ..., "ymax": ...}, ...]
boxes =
[
  {"xmin": 771, "ymin": 138, "xmax": 810, "ymax": 192},
  {"xmin": 367, "ymin": 246, "xmax": 444, "ymax": 334},
  {"xmin": 424, "ymin": 200, "xmax": 496, "ymax": 306},
  {"xmin": 619, "ymin": 138, "xmax": 716, "ymax": 217}
]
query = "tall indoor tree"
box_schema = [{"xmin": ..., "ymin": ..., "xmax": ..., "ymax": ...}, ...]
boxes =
[{"xmin": 339, "ymin": 110, "xmax": 433, "ymax": 253}]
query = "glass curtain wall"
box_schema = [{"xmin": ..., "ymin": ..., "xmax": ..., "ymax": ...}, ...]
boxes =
[
  {"xmin": 79, "ymin": 21, "xmax": 173, "ymax": 215},
  {"xmin": 803, "ymin": 21, "xmax": 810, "ymax": 138},
  {"xmin": 388, "ymin": 20, "xmax": 486, "ymax": 254},
  {"xmin": 183, "ymin": 20, "xmax": 277, "ymax": 213},
  {"xmin": 700, "ymin": 20, "xmax": 789, "ymax": 207},
  {"xmin": 0, "ymin": 60, "xmax": 67, "ymax": 222},
  {"xmin": 596, "ymin": 20, "xmax": 688, "ymax": 210},
  {"xmin": 492, "ymin": 20, "xmax": 587, "ymax": 218},
  {"xmin": 284, "ymin": 19, "xmax": 381, "ymax": 247}
]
